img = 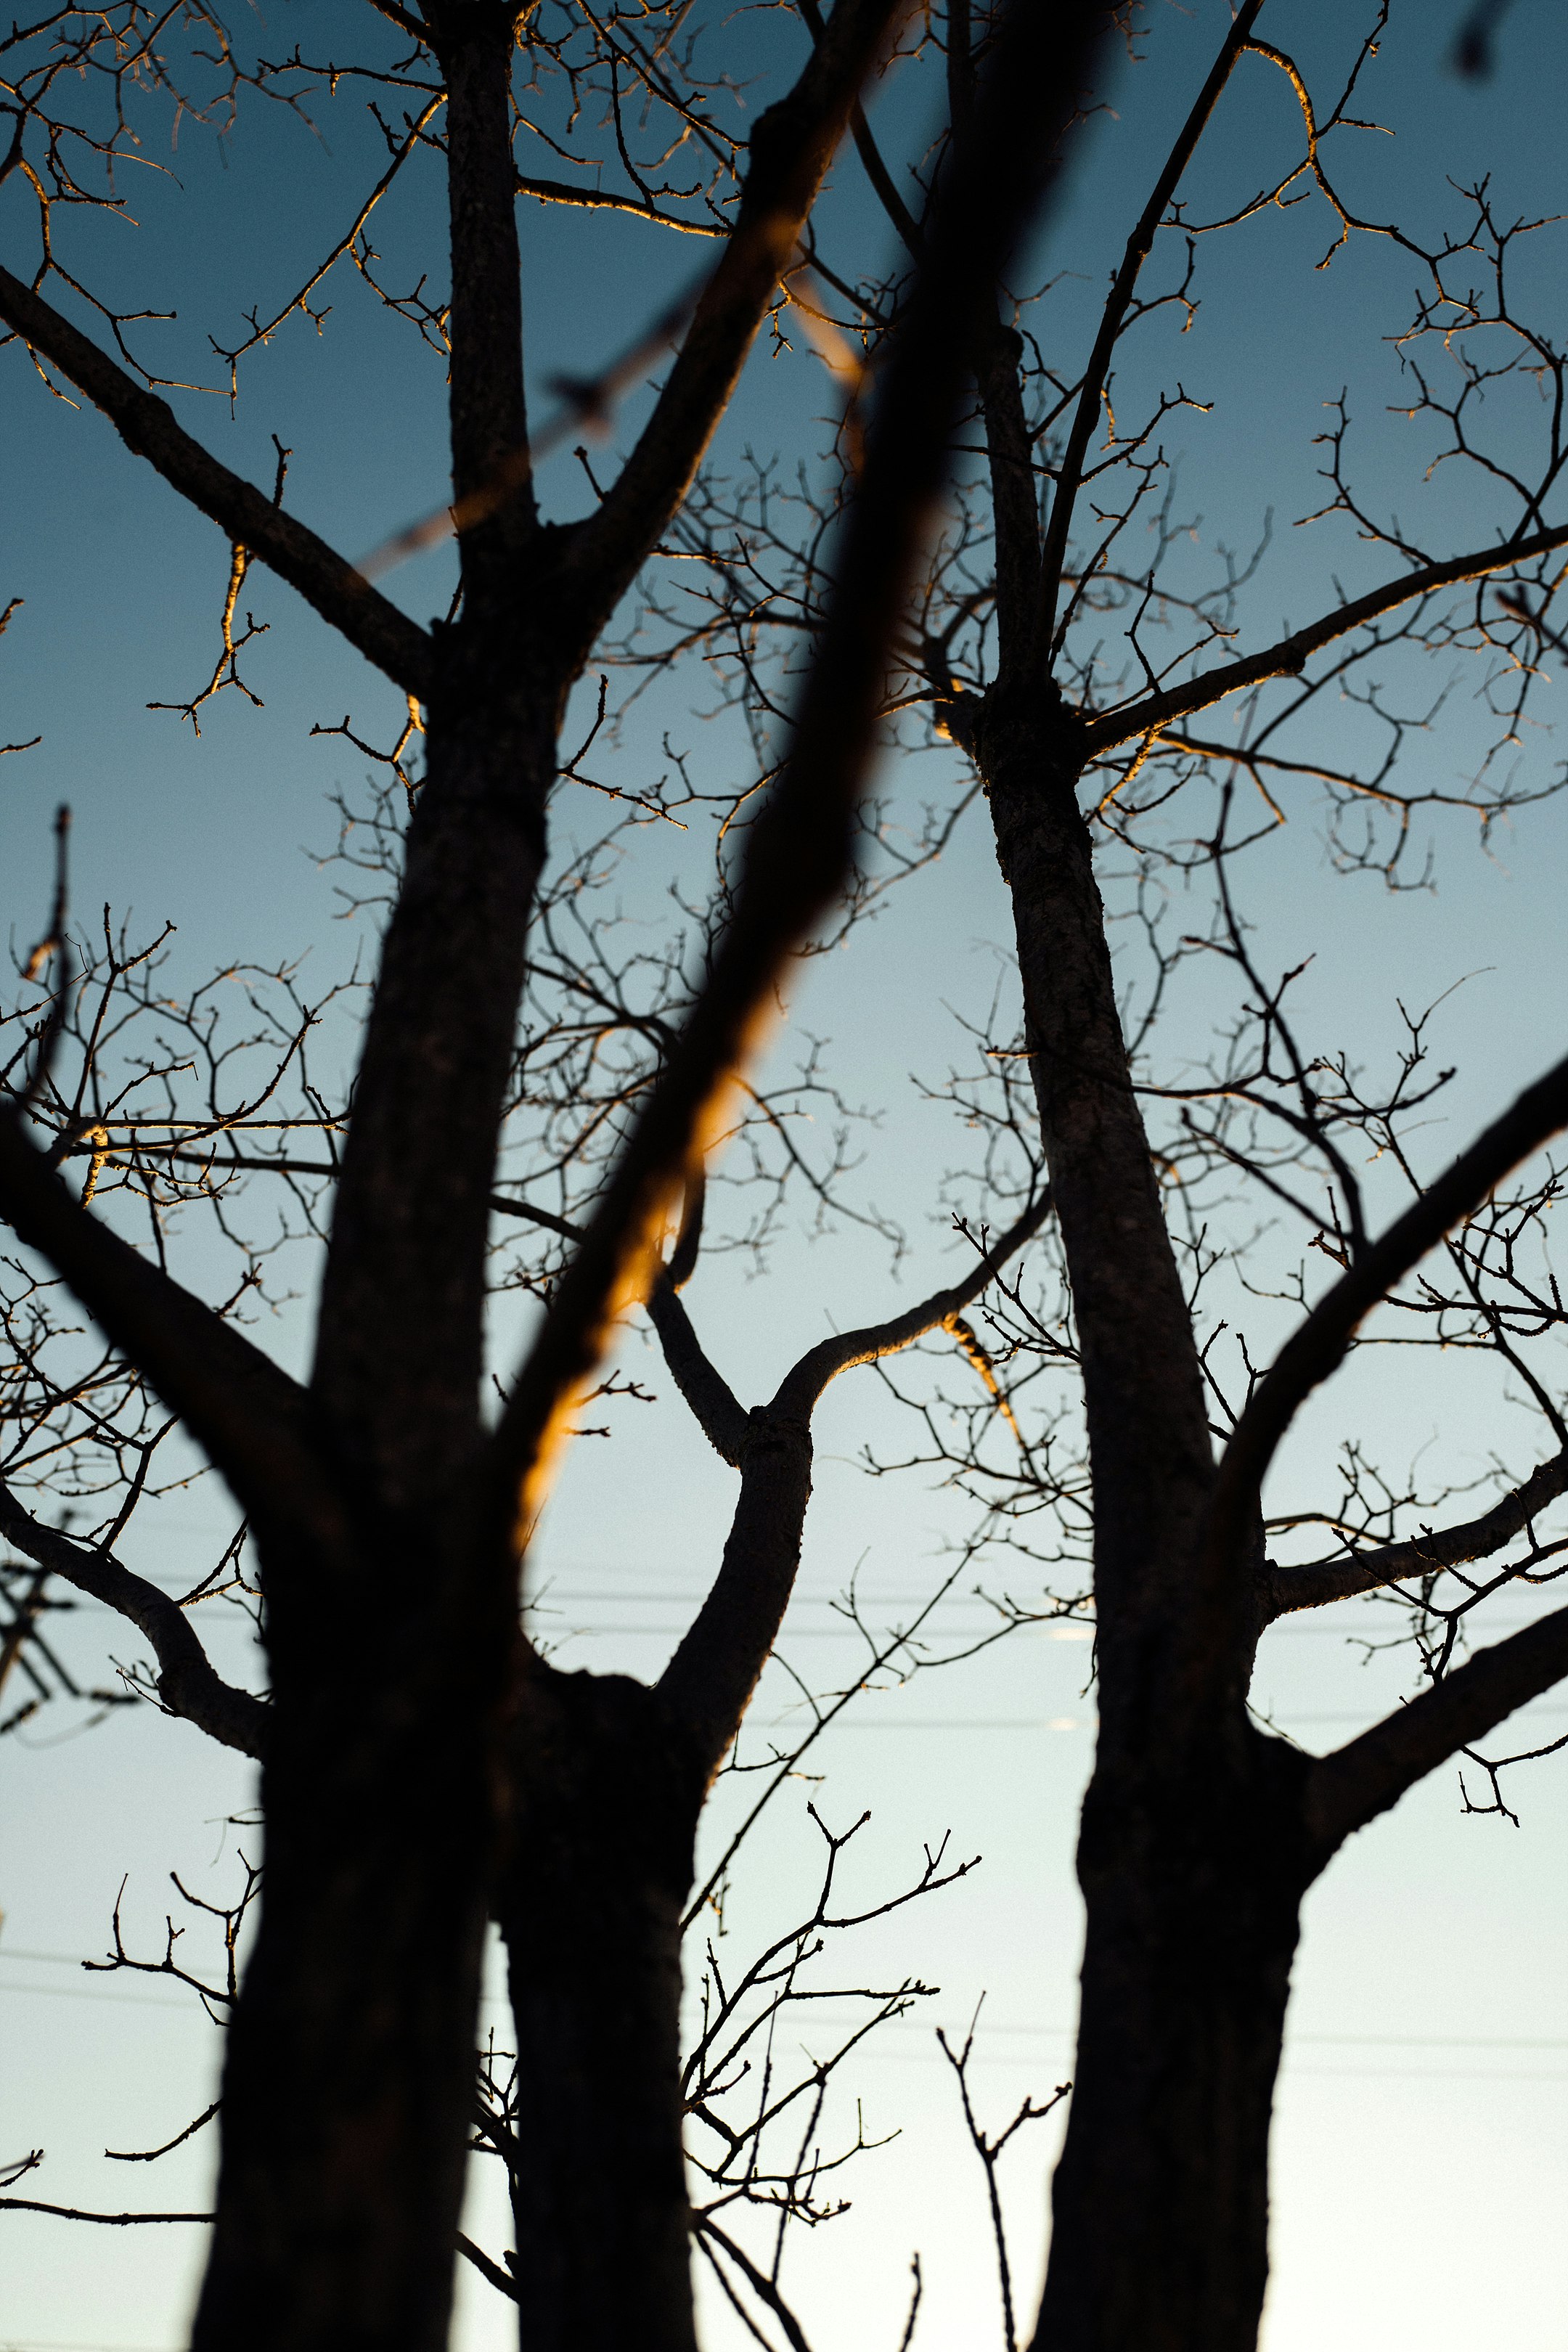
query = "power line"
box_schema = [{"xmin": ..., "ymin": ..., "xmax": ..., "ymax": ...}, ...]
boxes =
[{"xmin": 2, "ymin": 1959, "xmax": 1563, "ymax": 2059}]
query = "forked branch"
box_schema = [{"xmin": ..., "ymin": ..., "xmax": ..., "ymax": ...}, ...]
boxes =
[
  {"xmin": 1304, "ymin": 1599, "xmax": 1568, "ymax": 1857},
  {"xmin": 1201, "ymin": 1046, "xmax": 1568, "ymax": 1629},
  {"xmin": 0, "ymin": 1479, "xmax": 269, "ymax": 1759},
  {"xmin": 656, "ymin": 1196, "xmax": 1049, "ymax": 1775},
  {"xmin": 0, "ymin": 268, "xmax": 433, "ymax": 698},
  {"xmin": 0, "ymin": 1110, "xmax": 352, "ymax": 1559},
  {"xmin": 1082, "ymin": 519, "xmax": 1568, "ymax": 754},
  {"xmin": 1264, "ymin": 1445, "xmax": 1568, "ymax": 1620}
]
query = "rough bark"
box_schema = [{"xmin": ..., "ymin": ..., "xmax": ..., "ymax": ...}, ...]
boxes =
[
  {"xmin": 982, "ymin": 696, "xmax": 1216, "ymax": 1634},
  {"xmin": 1034, "ymin": 1731, "xmax": 1314, "ymax": 2352},
  {"xmin": 979, "ymin": 687, "xmax": 1305, "ymax": 2351},
  {"xmin": 192, "ymin": 1518, "xmax": 510, "ymax": 2352},
  {"xmin": 495, "ymin": 1667, "xmax": 706, "ymax": 2352}
]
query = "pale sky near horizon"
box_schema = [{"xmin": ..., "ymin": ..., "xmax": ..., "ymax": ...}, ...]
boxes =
[{"xmin": 4, "ymin": 4, "xmax": 1568, "ymax": 2348}]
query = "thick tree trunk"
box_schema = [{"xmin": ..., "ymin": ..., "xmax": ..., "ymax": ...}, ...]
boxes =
[
  {"xmin": 192, "ymin": 1523, "xmax": 507, "ymax": 2352},
  {"xmin": 982, "ymin": 695, "xmax": 1216, "ymax": 1616},
  {"xmin": 196, "ymin": 683, "xmax": 560, "ymax": 2350},
  {"xmin": 981, "ymin": 695, "xmax": 1312, "ymax": 2348},
  {"xmin": 495, "ymin": 1667, "xmax": 706, "ymax": 2352},
  {"xmin": 1034, "ymin": 1731, "xmax": 1313, "ymax": 2352},
  {"xmin": 311, "ymin": 683, "xmax": 558, "ymax": 1503}
]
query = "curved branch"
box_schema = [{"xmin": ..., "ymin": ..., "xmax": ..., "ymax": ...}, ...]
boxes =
[
  {"xmin": 1201, "ymin": 1049, "xmax": 1568, "ymax": 1638},
  {"xmin": 1264, "ymin": 1445, "xmax": 1568, "ymax": 1620},
  {"xmin": 0, "ymin": 1485, "xmax": 266, "ymax": 1757},
  {"xmin": 0, "ymin": 267, "xmax": 434, "ymax": 700},
  {"xmin": 644, "ymin": 1280, "xmax": 751, "ymax": 1466},
  {"xmin": 0, "ymin": 1479, "xmax": 269, "ymax": 1758},
  {"xmin": 797, "ymin": 0, "xmax": 923, "ymax": 257},
  {"xmin": 560, "ymin": 0, "xmax": 912, "ymax": 636},
  {"xmin": 770, "ymin": 1191, "xmax": 1051, "ymax": 1417},
  {"xmin": 1034, "ymin": 0, "xmax": 1267, "ymax": 656},
  {"xmin": 487, "ymin": 1, "xmax": 1110, "ymax": 1549},
  {"xmin": 0, "ymin": 1108, "xmax": 353, "ymax": 1559},
  {"xmin": 1080, "ymin": 519, "xmax": 1568, "ymax": 754},
  {"xmin": 1303, "ymin": 1602, "xmax": 1568, "ymax": 1859},
  {"xmin": 656, "ymin": 1407, "xmax": 813, "ymax": 1784}
]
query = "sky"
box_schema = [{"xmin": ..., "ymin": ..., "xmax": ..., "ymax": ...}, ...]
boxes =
[{"xmin": 3, "ymin": 3, "xmax": 1568, "ymax": 2349}]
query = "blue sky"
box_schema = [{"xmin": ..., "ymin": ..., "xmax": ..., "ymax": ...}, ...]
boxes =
[{"xmin": 4, "ymin": 4, "xmax": 1568, "ymax": 2347}]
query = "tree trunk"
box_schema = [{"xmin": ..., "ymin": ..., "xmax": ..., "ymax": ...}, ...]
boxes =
[
  {"xmin": 981, "ymin": 695, "xmax": 1216, "ymax": 1623},
  {"xmin": 495, "ymin": 1667, "xmax": 706, "ymax": 2352},
  {"xmin": 1034, "ymin": 1730, "xmax": 1313, "ymax": 2352},
  {"xmin": 192, "ymin": 1527, "xmax": 505, "ymax": 2352},
  {"xmin": 980, "ymin": 696, "xmax": 1314, "ymax": 2348},
  {"xmin": 195, "ymin": 683, "xmax": 561, "ymax": 2351}
]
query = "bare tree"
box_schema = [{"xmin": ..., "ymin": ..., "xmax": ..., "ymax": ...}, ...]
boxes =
[{"xmin": 4, "ymin": 4, "xmax": 1568, "ymax": 2352}]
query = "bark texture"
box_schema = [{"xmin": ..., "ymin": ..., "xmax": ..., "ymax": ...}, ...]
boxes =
[
  {"xmin": 192, "ymin": 1521, "xmax": 507, "ymax": 2352},
  {"xmin": 1034, "ymin": 1732, "xmax": 1314, "ymax": 2352},
  {"xmin": 980, "ymin": 690, "xmax": 1305, "ymax": 2351},
  {"xmin": 497, "ymin": 1670, "xmax": 706, "ymax": 2352}
]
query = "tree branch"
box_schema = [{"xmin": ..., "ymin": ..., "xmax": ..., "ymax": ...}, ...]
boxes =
[
  {"xmin": 1264, "ymin": 1445, "xmax": 1568, "ymax": 1620},
  {"xmin": 487, "ymin": 0, "xmax": 1112, "ymax": 1553},
  {"xmin": 0, "ymin": 1477, "xmax": 269, "ymax": 1758},
  {"xmin": 455, "ymin": 2232, "xmax": 518, "ymax": 2301},
  {"xmin": 0, "ymin": 267, "xmax": 434, "ymax": 699},
  {"xmin": 1034, "ymin": 0, "xmax": 1266, "ymax": 658},
  {"xmin": 770, "ymin": 1192, "xmax": 1050, "ymax": 1418},
  {"xmin": 656, "ymin": 1195, "xmax": 1048, "ymax": 1777},
  {"xmin": 560, "ymin": 0, "xmax": 912, "ymax": 641},
  {"xmin": 796, "ymin": 0, "xmax": 923, "ymax": 257},
  {"xmin": 1081, "ymin": 520, "xmax": 1568, "ymax": 754},
  {"xmin": 0, "ymin": 2198, "xmax": 214, "ymax": 2224},
  {"xmin": 1303, "ymin": 1602, "xmax": 1568, "ymax": 1858},
  {"xmin": 644, "ymin": 1280, "xmax": 751, "ymax": 1466},
  {"xmin": 0, "ymin": 1108, "xmax": 352, "ymax": 1557},
  {"xmin": 1201, "ymin": 1049, "xmax": 1568, "ymax": 1649},
  {"xmin": 515, "ymin": 173, "xmax": 726, "ymax": 235},
  {"xmin": 693, "ymin": 2213, "xmax": 813, "ymax": 2352}
]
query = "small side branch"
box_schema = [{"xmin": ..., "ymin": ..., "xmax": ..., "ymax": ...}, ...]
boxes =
[
  {"xmin": 1304, "ymin": 1601, "xmax": 1568, "ymax": 1859},
  {"xmin": 0, "ymin": 267, "xmax": 433, "ymax": 698},
  {"xmin": 456, "ymin": 2232, "xmax": 518, "ymax": 2301},
  {"xmin": 1082, "ymin": 518, "xmax": 1568, "ymax": 755},
  {"xmin": 1264, "ymin": 1445, "xmax": 1568, "ymax": 1619},
  {"xmin": 0, "ymin": 1479, "xmax": 269, "ymax": 1759},
  {"xmin": 0, "ymin": 1108, "xmax": 351, "ymax": 1559},
  {"xmin": 937, "ymin": 2015, "xmax": 1070, "ymax": 2352},
  {"xmin": 1203, "ymin": 1048, "xmax": 1568, "ymax": 1630}
]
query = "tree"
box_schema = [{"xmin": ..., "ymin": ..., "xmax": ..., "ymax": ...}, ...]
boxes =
[{"xmin": 3, "ymin": 4, "xmax": 1567, "ymax": 2350}]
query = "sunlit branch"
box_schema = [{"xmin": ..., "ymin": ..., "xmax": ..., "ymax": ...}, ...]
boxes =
[{"xmin": 1082, "ymin": 520, "xmax": 1568, "ymax": 754}]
